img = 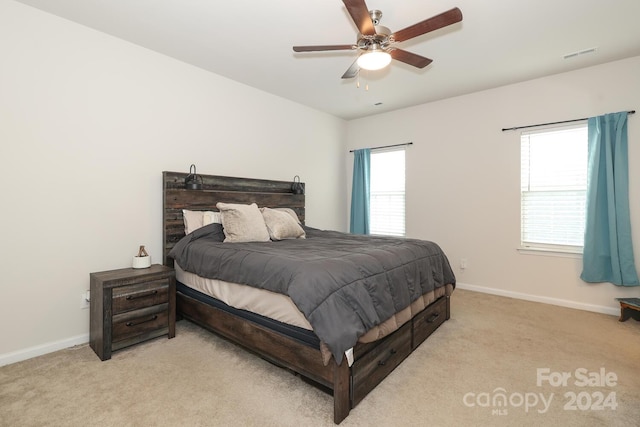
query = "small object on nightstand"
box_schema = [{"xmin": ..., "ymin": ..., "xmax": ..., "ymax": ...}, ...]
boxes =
[
  {"xmin": 616, "ymin": 298, "xmax": 640, "ymax": 322},
  {"xmin": 132, "ymin": 245, "xmax": 151, "ymax": 269},
  {"xmin": 90, "ymin": 264, "xmax": 176, "ymax": 360}
]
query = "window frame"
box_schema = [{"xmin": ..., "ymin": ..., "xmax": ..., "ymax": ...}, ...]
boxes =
[
  {"xmin": 519, "ymin": 122, "xmax": 588, "ymax": 255},
  {"xmin": 369, "ymin": 147, "xmax": 406, "ymax": 237}
]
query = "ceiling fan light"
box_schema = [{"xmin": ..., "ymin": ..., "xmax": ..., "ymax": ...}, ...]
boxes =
[{"xmin": 357, "ymin": 50, "xmax": 392, "ymax": 71}]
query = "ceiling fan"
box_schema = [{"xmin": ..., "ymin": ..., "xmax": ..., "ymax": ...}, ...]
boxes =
[{"xmin": 293, "ymin": 0, "xmax": 463, "ymax": 79}]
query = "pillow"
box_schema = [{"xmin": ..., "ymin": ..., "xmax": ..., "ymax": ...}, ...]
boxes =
[
  {"xmin": 203, "ymin": 211, "xmax": 221, "ymax": 227},
  {"xmin": 261, "ymin": 207, "xmax": 306, "ymax": 240},
  {"xmin": 273, "ymin": 208, "xmax": 302, "ymax": 224},
  {"xmin": 216, "ymin": 202, "xmax": 271, "ymax": 243},
  {"xmin": 182, "ymin": 210, "xmax": 221, "ymax": 235}
]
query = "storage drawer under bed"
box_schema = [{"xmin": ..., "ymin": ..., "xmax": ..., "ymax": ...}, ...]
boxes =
[
  {"xmin": 351, "ymin": 321, "xmax": 412, "ymax": 406},
  {"xmin": 412, "ymin": 296, "xmax": 447, "ymax": 349},
  {"xmin": 350, "ymin": 296, "xmax": 448, "ymax": 407}
]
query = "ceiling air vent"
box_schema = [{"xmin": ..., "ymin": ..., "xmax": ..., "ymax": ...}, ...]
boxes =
[{"xmin": 563, "ymin": 47, "xmax": 597, "ymax": 60}]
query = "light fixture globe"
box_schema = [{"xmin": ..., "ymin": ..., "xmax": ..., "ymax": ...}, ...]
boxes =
[{"xmin": 357, "ymin": 46, "xmax": 392, "ymax": 71}]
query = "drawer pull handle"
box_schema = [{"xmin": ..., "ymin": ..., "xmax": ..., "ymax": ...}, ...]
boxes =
[
  {"xmin": 126, "ymin": 315, "xmax": 158, "ymax": 327},
  {"xmin": 426, "ymin": 313, "xmax": 440, "ymax": 323},
  {"xmin": 125, "ymin": 290, "xmax": 158, "ymax": 300},
  {"xmin": 378, "ymin": 349, "xmax": 397, "ymax": 366}
]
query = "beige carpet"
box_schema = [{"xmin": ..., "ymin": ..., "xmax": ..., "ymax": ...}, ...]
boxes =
[{"xmin": 1, "ymin": 289, "xmax": 639, "ymax": 427}]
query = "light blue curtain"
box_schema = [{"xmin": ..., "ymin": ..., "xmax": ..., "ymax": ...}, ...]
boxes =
[
  {"xmin": 350, "ymin": 148, "xmax": 371, "ymax": 234},
  {"xmin": 581, "ymin": 112, "xmax": 639, "ymax": 286}
]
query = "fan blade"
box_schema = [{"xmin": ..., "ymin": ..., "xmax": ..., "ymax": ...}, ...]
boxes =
[
  {"xmin": 391, "ymin": 7, "xmax": 463, "ymax": 43},
  {"xmin": 342, "ymin": 0, "xmax": 375, "ymax": 36},
  {"xmin": 341, "ymin": 60, "xmax": 360, "ymax": 79},
  {"xmin": 390, "ymin": 49, "xmax": 433, "ymax": 68},
  {"xmin": 293, "ymin": 44, "xmax": 353, "ymax": 52}
]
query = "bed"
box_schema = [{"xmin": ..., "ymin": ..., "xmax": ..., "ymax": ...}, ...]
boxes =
[{"xmin": 162, "ymin": 171, "xmax": 455, "ymax": 424}]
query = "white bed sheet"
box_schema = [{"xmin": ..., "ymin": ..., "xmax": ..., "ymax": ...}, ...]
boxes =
[{"xmin": 175, "ymin": 263, "xmax": 313, "ymax": 330}]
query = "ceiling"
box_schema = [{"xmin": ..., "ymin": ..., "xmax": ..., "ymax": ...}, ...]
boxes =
[{"xmin": 14, "ymin": 0, "xmax": 640, "ymax": 120}]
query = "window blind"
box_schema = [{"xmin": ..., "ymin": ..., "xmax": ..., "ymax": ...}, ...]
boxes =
[
  {"xmin": 370, "ymin": 148, "xmax": 406, "ymax": 236},
  {"xmin": 520, "ymin": 124, "xmax": 587, "ymax": 250}
]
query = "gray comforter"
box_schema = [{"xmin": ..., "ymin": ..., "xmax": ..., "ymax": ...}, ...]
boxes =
[{"xmin": 169, "ymin": 224, "xmax": 456, "ymax": 363}]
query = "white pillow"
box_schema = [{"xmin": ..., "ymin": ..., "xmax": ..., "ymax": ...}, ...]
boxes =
[
  {"xmin": 216, "ymin": 202, "xmax": 270, "ymax": 243},
  {"xmin": 182, "ymin": 210, "xmax": 221, "ymax": 235},
  {"xmin": 203, "ymin": 211, "xmax": 221, "ymax": 227},
  {"xmin": 261, "ymin": 208, "xmax": 306, "ymax": 240}
]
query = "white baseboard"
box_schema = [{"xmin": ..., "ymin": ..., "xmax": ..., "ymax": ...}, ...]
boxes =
[
  {"xmin": 455, "ymin": 282, "xmax": 619, "ymax": 317},
  {"xmin": 0, "ymin": 333, "xmax": 89, "ymax": 367}
]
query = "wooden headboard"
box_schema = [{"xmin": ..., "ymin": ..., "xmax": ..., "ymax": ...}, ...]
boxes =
[{"xmin": 162, "ymin": 171, "xmax": 305, "ymax": 267}]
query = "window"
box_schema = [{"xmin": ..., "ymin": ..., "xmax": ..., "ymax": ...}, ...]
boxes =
[
  {"xmin": 370, "ymin": 148, "xmax": 406, "ymax": 236},
  {"xmin": 520, "ymin": 124, "xmax": 588, "ymax": 252}
]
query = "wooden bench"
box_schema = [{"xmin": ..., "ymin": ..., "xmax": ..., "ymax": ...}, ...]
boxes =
[{"xmin": 617, "ymin": 298, "xmax": 640, "ymax": 322}]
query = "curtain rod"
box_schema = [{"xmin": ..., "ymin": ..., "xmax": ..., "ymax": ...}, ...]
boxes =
[
  {"xmin": 501, "ymin": 110, "xmax": 635, "ymax": 132},
  {"xmin": 349, "ymin": 142, "xmax": 413, "ymax": 153}
]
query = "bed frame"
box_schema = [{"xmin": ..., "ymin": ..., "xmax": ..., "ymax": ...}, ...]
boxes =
[{"xmin": 162, "ymin": 171, "xmax": 451, "ymax": 424}]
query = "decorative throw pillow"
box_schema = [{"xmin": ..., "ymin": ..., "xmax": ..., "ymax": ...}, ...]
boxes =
[
  {"xmin": 216, "ymin": 202, "xmax": 270, "ymax": 243},
  {"xmin": 182, "ymin": 210, "xmax": 222, "ymax": 234},
  {"xmin": 273, "ymin": 207, "xmax": 302, "ymax": 224},
  {"xmin": 202, "ymin": 211, "xmax": 221, "ymax": 227},
  {"xmin": 261, "ymin": 207, "xmax": 306, "ymax": 240}
]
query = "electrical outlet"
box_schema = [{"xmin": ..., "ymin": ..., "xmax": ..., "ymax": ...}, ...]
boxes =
[
  {"xmin": 460, "ymin": 258, "xmax": 468, "ymax": 270},
  {"xmin": 80, "ymin": 291, "xmax": 90, "ymax": 309}
]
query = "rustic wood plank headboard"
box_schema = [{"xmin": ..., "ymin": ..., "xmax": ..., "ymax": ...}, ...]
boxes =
[{"xmin": 162, "ymin": 171, "xmax": 305, "ymax": 267}]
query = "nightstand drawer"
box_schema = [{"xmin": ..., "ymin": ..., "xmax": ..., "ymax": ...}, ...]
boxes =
[
  {"xmin": 112, "ymin": 280, "xmax": 169, "ymax": 314},
  {"xmin": 112, "ymin": 304, "xmax": 169, "ymax": 342}
]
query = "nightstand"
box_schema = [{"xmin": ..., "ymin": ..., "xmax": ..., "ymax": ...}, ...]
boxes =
[{"xmin": 90, "ymin": 264, "xmax": 176, "ymax": 361}]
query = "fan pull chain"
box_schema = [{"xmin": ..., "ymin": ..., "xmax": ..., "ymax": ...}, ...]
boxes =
[{"xmin": 356, "ymin": 70, "xmax": 370, "ymax": 91}]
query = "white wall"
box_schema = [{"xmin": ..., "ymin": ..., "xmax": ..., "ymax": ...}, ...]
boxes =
[
  {"xmin": 0, "ymin": 1, "xmax": 347, "ymax": 362},
  {"xmin": 347, "ymin": 55, "xmax": 640, "ymax": 315},
  {"xmin": 4, "ymin": 0, "xmax": 637, "ymax": 365}
]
